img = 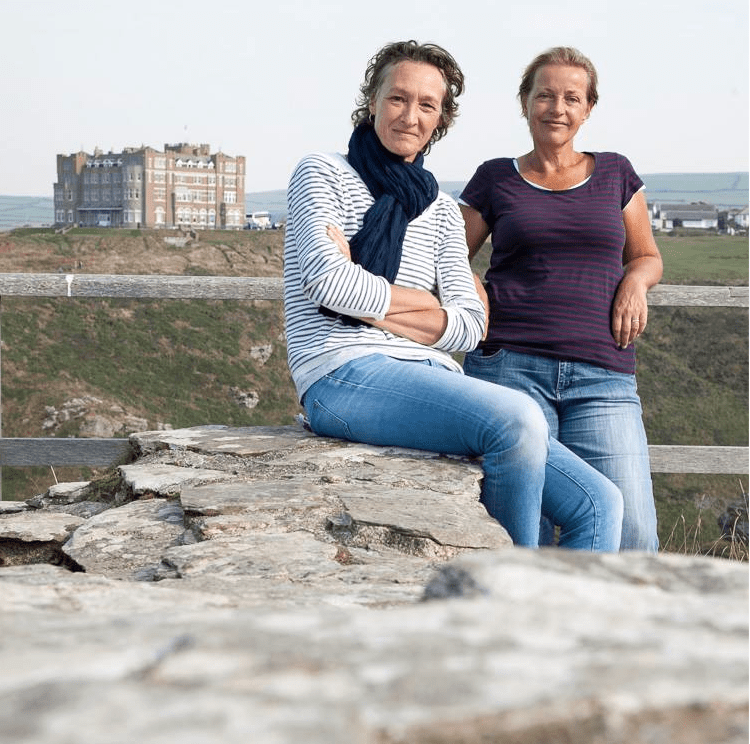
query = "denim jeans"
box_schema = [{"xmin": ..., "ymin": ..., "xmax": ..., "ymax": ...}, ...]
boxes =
[
  {"xmin": 463, "ymin": 348, "xmax": 658, "ymax": 551},
  {"xmin": 303, "ymin": 354, "xmax": 623, "ymax": 551}
]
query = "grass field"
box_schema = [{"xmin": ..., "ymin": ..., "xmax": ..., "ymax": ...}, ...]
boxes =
[{"xmin": 656, "ymin": 233, "xmax": 748, "ymax": 285}]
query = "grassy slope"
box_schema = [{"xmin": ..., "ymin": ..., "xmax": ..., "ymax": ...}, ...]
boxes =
[
  {"xmin": 0, "ymin": 228, "xmax": 298, "ymax": 499},
  {"xmin": 638, "ymin": 234, "xmax": 748, "ymax": 551},
  {"xmin": 1, "ymin": 227, "xmax": 747, "ymax": 554}
]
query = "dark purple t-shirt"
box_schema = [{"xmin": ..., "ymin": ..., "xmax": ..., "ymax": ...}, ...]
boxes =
[{"xmin": 460, "ymin": 152, "xmax": 643, "ymax": 374}]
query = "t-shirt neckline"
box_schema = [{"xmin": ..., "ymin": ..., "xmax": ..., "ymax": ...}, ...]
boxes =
[{"xmin": 512, "ymin": 154, "xmax": 595, "ymax": 192}]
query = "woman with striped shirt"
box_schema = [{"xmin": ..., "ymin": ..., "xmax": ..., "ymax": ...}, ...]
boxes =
[
  {"xmin": 460, "ymin": 47, "xmax": 663, "ymax": 550},
  {"xmin": 283, "ymin": 40, "xmax": 623, "ymax": 550}
]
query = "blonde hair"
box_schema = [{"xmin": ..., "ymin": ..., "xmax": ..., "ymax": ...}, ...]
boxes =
[{"xmin": 518, "ymin": 46, "xmax": 599, "ymax": 117}]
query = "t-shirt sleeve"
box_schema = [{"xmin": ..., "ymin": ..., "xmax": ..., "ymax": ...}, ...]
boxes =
[
  {"xmin": 617, "ymin": 153, "xmax": 645, "ymax": 209},
  {"xmin": 459, "ymin": 161, "xmax": 496, "ymax": 227}
]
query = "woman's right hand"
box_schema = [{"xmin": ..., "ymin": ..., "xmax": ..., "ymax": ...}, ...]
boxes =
[
  {"xmin": 472, "ymin": 273, "xmax": 489, "ymax": 340},
  {"xmin": 324, "ymin": 225, "xmax": 446, "ymax": 343}
]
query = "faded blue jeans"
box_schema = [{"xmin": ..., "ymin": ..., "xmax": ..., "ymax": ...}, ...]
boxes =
[
  {"xmin": 464, "ymin": 348, "xmax": 658, "ymax": 551},
  {"xmin": 303, "ymin": 354, "xmax": 623, "ymax": 551}
]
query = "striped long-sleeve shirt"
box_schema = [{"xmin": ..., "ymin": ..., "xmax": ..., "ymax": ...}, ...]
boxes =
[{"xmin": 284, "ymin": 152, "xmax": 486, "ymax": 402}]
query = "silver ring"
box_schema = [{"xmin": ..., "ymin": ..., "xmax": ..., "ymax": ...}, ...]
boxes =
[{"xmin": 631, "ymin": 318, "xmax": 640, "ymax": 324}]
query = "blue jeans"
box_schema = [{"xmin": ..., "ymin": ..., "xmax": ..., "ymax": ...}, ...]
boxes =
[
  {"xmin": 303, "ymin": 354, "xmax": 623, "ymax": 551},
  {"xmin": 463, "ymin": 348, "xmax": 658, "ymax": 551}
]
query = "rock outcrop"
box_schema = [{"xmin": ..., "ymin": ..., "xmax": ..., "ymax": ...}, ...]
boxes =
[{"xmin": 0, "ymin": 424, "xmax": 747, "ymax": 743}]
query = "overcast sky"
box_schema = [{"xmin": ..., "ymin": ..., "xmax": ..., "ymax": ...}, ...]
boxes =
[{"xmin": 1, "ymin": 0, "xmax": 747, "ymax": 195}]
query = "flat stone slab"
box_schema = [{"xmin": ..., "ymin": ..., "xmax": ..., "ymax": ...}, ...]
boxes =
[
  {"xmin": 0, "ymin": 511, "xmax": 84, "ymax": 543},
  {"xmin": 131, "ymin": 424, "xmax": 314, "ymax": 457},
  {"xmin": 119, "ymin": 463, "xmax": 231, "ymax": 495},
  {"xmin": 338, "ymin": 482, "xmax": 505, "ymax": 550},
  {"xmin": 179, "ymin": 477, "xmax": 333, "ymax": 516},
  {"xmin": 62, "ymin": 499, "xmax": 188, "ymax": 579},
  {"xmin": 0, "ymin": 500, "xmax": 30, "ymax": 514},
  {"xmin": 47, "ymin": 481, "xmax": 91, "ymax": 503}
]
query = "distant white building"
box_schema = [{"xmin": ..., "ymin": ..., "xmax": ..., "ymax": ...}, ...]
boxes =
[
  {"xmin": 245, "ymin": 211, "xmax": 271, "ymax": 229},
  {"xmin": 650, "ymin": 202, "xmax": 718, "ymax": 231},
  {"xmin": 729, "ymin": 205, "xmax": 749, "ymax": 231}
]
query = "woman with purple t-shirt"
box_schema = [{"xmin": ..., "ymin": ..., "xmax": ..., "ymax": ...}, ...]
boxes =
[{"xmin": 460, "ymin": 47, "xmax": 663, "ymax": 551}]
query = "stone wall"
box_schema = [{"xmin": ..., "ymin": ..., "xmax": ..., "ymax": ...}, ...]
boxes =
[{"xmin": 0, "ymin": 424, "xmax": 747, "ymax": 743}]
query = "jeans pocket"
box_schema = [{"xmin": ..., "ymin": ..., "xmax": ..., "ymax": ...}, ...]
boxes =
[
  {"xmin": 309, "ymin": 399, "xmax": 352, "ymax": 440},
  {"xmin": 463, "ymin": 348, "xmax": 508, "ymax": 381}
]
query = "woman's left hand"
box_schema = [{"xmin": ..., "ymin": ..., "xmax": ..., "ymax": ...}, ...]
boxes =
[
  {"xmin": 611, "ymin": 275, "xmax": 648, "ymax": 348},
  {"xmin": 613, "ymin": 191, "xmax": 664, "ymax": 348},
  {"xmin": 327, "ymin": 224, "xmax": 351, "ymax": 260}
]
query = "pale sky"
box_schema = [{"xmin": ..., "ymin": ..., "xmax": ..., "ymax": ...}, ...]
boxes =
[{"xmin": 1, "ymin": 0, "xmax": 747, "ymax": 196}]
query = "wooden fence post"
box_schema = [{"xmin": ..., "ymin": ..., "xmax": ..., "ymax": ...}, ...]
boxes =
[{"xmin": 0, "ymin": 295, "xmax": 2, "ymax": 501}]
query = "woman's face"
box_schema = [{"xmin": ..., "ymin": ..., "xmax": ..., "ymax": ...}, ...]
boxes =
[
  {"xmin": 369, "ymin": 61, "xmax": 445, "ymax": 162},
  {"xmin": 523, "ymin": 64, "xmax": 592, "ymax": 148}
]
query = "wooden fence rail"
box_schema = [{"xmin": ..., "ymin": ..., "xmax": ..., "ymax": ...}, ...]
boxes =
[
  {"xmin": 0, "ymin": 276, "xmax": 747, "ymax": 500},
  {"xmin": 0, "ymin": 274, "xmax": 747, "ymax": 306}
]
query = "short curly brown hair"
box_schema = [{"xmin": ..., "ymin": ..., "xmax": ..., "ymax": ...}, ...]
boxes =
[
  {"xmin": 518, "ymin": 46, "xmax": 599, "ymax": 118},
  {"xmin": 351, "ymin": 40, "xmax": 465, "ymax": 153}
]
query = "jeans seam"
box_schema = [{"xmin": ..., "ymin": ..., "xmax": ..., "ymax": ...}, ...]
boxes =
[{"xmin": 545, "ymin": 457, "xmax": 602, "ymax": 551}]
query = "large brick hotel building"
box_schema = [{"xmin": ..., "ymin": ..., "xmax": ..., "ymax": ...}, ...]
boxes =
[{"xmin": 53, "ymin": 143, "xmax": 245, "ymax": 229}]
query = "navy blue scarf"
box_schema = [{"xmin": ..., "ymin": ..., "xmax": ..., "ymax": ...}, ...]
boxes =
[{"xmin": 320, "ymin": 122, "xmax": 439, "ymax": 325}]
